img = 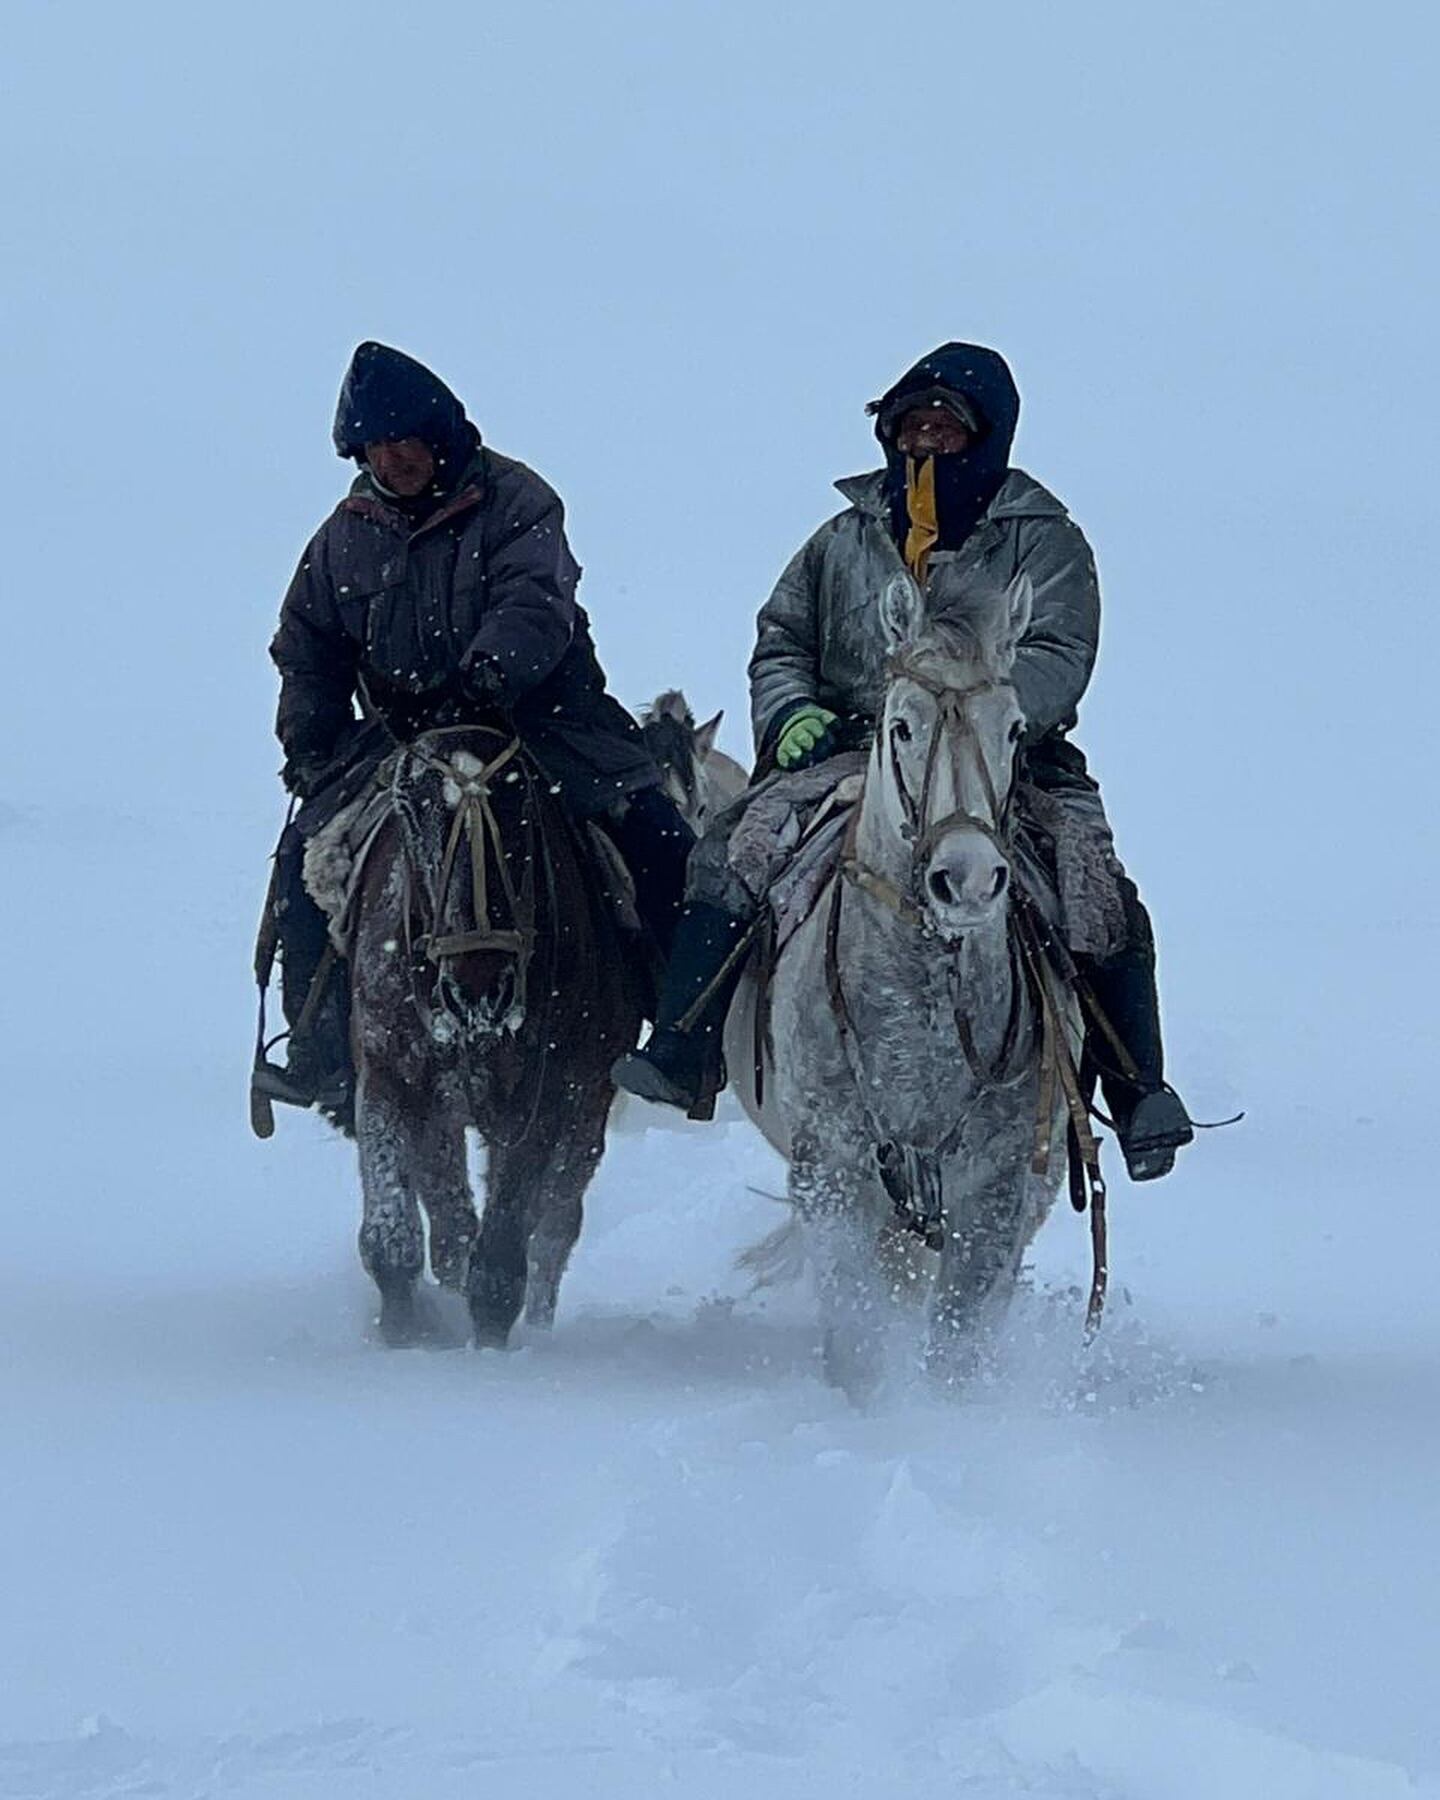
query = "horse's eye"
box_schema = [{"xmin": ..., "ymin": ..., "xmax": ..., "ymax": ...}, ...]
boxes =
[
  {"xmin": 1008, "ymin": 721, "xmax": 1024, "ymax": 744},
  {"xmin": 892, "ymin": 718, "xmax": 913, "ymax": 745}
]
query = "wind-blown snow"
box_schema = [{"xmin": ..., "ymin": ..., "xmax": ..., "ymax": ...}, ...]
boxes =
[
  {"xmin": 1, "ymin": 808, "xmax": 1436, "ymax": 1798},
  {"xmin": 3, "ymin": 0, "xmax": 1437, "ymax": 1792}
]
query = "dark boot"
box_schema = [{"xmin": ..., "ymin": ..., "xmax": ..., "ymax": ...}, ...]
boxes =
[
  {"xmin": 252, "ymin": 976, "xmax": 353, "ymax": 1119},
  {"xmin": 613, "ymin": 902, "xmax": 751, "ymax": 1118},
  {"xmin": 599, "ymin": 785, "xmax": 696, "ymax": 957},
  {"xmin": 252, "ymin": 825, "xmax": 354, "ymax": 1125},
  {"xmin": 1078, "ymin": 940, "xmax": 1194, "ymax": 1183}
]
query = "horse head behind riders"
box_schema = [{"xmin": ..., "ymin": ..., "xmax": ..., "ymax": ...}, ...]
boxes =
[{"xmin": 640, "ymin": 690, "xmax": 748, "ymax": 832}]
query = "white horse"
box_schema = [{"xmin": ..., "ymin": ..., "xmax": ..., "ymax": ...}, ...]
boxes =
[{"xmin": 729, "ymin": 573, "xmax": 1085, "ymax": 1396}]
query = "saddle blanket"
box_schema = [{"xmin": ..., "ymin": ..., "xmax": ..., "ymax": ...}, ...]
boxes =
[{"xmin": 720, "ymin": 755, "xmax": 1127, "ymax": 961}]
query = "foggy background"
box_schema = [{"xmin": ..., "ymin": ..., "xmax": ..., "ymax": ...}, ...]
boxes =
[{"xmin": 2, "ymin": 4, "xmax": 1437, "ymax": 1793}]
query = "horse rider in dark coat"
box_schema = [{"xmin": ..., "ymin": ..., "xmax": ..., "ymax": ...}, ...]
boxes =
[
  {"xmin": 616, "ymin": 342, "xmax": 1194, "ymax": 1181},
  {"xmin": 256, "ymin": 341, "xmax": 693, "ymax": 1117}
]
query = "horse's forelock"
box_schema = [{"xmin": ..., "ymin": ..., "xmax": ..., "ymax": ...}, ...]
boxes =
[
  {"xmin": 888, "ymin": 615, "xmax": 997, "ymax": 691},
  {"xmin": 644, "ymin": 689, "xmax": 695, "ymax": 728},
  {"xmin": 641, "ymin": 709, "xmax": 699, "ymax": 797}
]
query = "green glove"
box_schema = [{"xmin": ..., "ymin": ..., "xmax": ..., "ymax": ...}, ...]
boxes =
[{"xmin": 775, "ymin": 703, "xmax": 840, "ymax": 771}]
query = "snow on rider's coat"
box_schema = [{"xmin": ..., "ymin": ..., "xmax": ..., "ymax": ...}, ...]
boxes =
[
  {"xmin": 270, "ymin": 445, "xmax": 659, "ymax": 820},
  {"xmin": 748, "ymin": 466, "xmax": 1101, "ymax": 757}
]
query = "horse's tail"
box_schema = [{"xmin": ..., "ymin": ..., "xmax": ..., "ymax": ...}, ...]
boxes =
[{"xmin": 735, "ymin": 1212, "xmax": 807, "ymax": 1290}]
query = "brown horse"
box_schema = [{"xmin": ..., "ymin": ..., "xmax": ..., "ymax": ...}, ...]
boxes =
[{"xmin": 349, "ymin": 725, "xmax": 644, "ymax": 1347}]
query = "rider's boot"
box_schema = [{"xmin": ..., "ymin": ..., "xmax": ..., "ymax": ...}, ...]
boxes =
[
  {"xmin": 252, "ymin": 986, "xmax": 352, "ymax": 1118},
  {"xmin": 252, "ymin": 839, "xmax": 353, "ymax": 1126},
  {"xmin": 1078, "ymin": 941, "xmax": 1194, "ymax": 1182},
  {"xmin": 612, "ymin": 902, "xmax": 751, "ymax": 1119},
  {"xmin": 599, "ymin": 785, "xmax": 695, "ymax": 957}
]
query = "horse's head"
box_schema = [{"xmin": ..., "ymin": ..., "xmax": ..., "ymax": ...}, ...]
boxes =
[
  {"xmin": 641, "ymin": 690, "xmax": 725, "ymax": 831},
  {"xmin": 868, "ymin": 572, "xmax": 1032, "ymax": 941},
  {"xmin": 383, "ymin": 726, "xmax": 541, "ymax": 1039}
]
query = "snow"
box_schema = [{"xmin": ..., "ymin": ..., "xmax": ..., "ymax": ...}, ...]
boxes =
[
  {"xmin": 4, "ymin": 1, "xmax": 1438, "ymax": 1792},
  {"xmin": 2, "ymin": 808, "xmax": 1436, "ymax": 1798}
]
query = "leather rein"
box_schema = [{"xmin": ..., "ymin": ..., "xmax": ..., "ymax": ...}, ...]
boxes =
[{"xmin": 389, "ymin": 725, "xmax": 557, "ymax": 1148}]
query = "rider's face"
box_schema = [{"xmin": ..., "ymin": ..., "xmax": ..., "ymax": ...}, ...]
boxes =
[
  {"xmin": 365, "ymin": 437, "xmax": 436, "ymax": 497},
  {"xmin": 894, "ymin": 406, "xmax": 972, "ymax": 457}
]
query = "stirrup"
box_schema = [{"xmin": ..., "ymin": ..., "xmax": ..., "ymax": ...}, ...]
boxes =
[
  {"xmin": 1117, "ymin": 1086, "xmax": 1195, "ymax": 1183},
  {"xmin": 251, "ymin": 1057, "xmax": 350, "ymax": 1113},
  {"xmin": 251, "ymin": 1059, "xmax": 321, "ymax": 1109},
  {"xmin": 612, "ymin": 1038, "xmax": 723, "ymax": 1121},
  {"xmin": 613, "ymin": 1048, "xmax": 691, "ymax": 1111}
]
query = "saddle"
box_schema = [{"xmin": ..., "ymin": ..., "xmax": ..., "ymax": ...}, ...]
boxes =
[{"xmin": 300, "ymin": 741, "xmax": 644, "ymax": 962}]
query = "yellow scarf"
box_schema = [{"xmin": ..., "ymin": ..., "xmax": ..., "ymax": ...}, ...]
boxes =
[{"xmin": 903, "ymin": 455, "xmax": 938, "ymax": 583}]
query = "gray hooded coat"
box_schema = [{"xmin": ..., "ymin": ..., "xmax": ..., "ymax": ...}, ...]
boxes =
[
  {"xmin": 686, "ymin": 465, "xmax": 1118, "ymax": 927},
  {"xmin": 749, "ymin": 466, "xmax": 1101, "ymax": 758}
]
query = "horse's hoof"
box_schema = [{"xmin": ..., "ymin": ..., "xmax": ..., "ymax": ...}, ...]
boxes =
[
  {"xmin": 377, "ymin": 1292, "xmax": 419, "ymax": 1348},
  {"xmin": 466, "ymin": 1269, "xmax": 525, "ymax": 1350},
  {"xmin": 374, "ymin": 1277, "xmax": 454, "ymax": 1349},
  {"xmin": 430, "ymin": 1232, "xmax": 476, "ymax": 1293},
  {"xmin": 821, "ymin": 1329, "xmax": 885, "ymax": 1407},
  {"xmin": 471, "ymin": 1321, "xmax": 514, "ymax": 1352}
]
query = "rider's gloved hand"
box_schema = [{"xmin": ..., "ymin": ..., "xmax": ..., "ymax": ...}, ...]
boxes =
[
  {"xmin": 283, "ymin": 750, "xmax": 333, "ymax": 799},
  {"xmin": 466, "ymin": 654, "xmax": 509, "ymax": 711},
  {"xmin": 775, "ymin": 703, "xmax": 840, "ymax": 771}
]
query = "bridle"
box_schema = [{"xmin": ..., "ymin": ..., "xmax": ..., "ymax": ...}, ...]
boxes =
[
  {"xmin": 389, "ymin": 724, "xmax": 557, "ymax": 1148},
  {"xmin": 823, "ymin": 655, "xmax": 1111, "ymax": 1333},
  {"xmin": 840, "ymin": 658, "xmax": 1020, "ymax": 945},
  {"xmin": 888, "ymin": 658, "xmax": 1018, "ymax": 887},
  {"xmin": 833, "ymin": 659, "xmax": 1033, "ymax": 1095}
]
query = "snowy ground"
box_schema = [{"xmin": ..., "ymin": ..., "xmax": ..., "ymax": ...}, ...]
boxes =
[{"xmin": 3, "ymin": 804, "xmax": 1436, "ymax": 1800}]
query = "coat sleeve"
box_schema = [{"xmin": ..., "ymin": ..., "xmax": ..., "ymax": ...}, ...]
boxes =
[
  {"xmin": 1011, "ymin": 515, "xmax": 1101, "ymax": 740},
  {"xmin": 269, "ymin": 532, "xmax": 359, "ymax": 771},
  {"xmin": 462, "ymin": 490, "xmax": 579, "ymax": 703},
  {"xmin": 748, "ymin": 526, "xmax": 828, "ymax": 756}
]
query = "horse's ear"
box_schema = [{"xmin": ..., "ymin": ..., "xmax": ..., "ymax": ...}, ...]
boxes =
[
  {"xmin": 879, "ymin": 573, "xmax": 926, "ymax": 651},
  {"xmin": 692, "ymin": 710, "xmax": 723, "ymax": 759},
  {"xmin": 998, "ymin": 573, "xmax": 1034, "ymax": 662}
]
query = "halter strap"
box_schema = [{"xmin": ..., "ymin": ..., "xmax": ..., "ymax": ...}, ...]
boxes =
[{"xmin": 866, "ymin": 665, "xmax": 1019, "ymax": 911}]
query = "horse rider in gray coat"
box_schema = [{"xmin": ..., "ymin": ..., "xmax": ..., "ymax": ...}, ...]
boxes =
[{"xmin": 616, "ymin": 342, "xmax": 1194, "ymax": 1181}]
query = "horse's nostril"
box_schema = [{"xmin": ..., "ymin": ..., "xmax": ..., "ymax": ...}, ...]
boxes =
[
  {"xmin": 991, "ymin": 865, "xmax": 1009, "ymax": 899},
  {"xmin": 928, "ymin": 868, "xmax": 956, "ymax": 907}
]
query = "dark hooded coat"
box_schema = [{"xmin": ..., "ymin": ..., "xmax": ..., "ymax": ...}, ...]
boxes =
[{"xmin": 272, "ymin": 344, "xmax": 657, "ymax": 821}]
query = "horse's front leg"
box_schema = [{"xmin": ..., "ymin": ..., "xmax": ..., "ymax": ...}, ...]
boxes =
[
  {"xmin": 523, "ymin": 1086, "xmax": 610, "ymax": 1331},
  {"xmin": 927, "ymin": 1118, "xmax": 1045, "ymax": 1380},
  {"xmin": 355, "ymin": 1065, "xmax": 428, "ymax": 1346},
  {"xmin": 418, "ymin": 1111, "xmax": 478, "ymax": 1293},
  {"xmin": 792, "ymin": 1137, "xmax": 891, "ymax": 1403},
  {"xmin": 467, "ymin": 1133, "xmax": 544, "ymax": 1348}
]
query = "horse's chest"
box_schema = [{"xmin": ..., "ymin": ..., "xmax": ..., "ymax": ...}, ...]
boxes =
[{"xmin": 770, "ymin": 924, "xmax": 969, "ymax": 1138}]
